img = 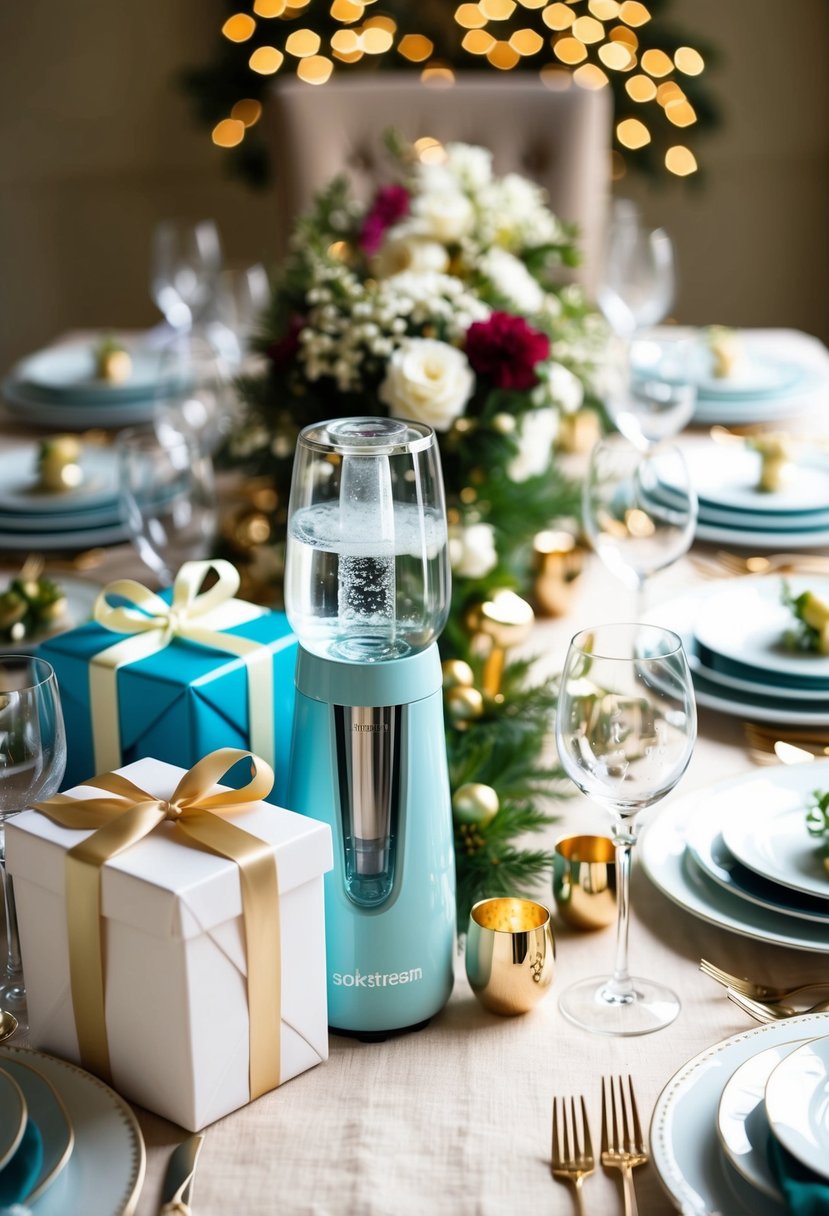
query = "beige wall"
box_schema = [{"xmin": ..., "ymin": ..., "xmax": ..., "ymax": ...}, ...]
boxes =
[{"xmin": 0, "ymin": 0, "xmax": 827, "ymax": 377}]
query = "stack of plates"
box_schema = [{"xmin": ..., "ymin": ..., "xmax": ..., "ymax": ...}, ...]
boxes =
[
  {"xmin": 2, "ymin": 338, "xmax": 182, "ymax": 429},
  {"xmin": 0, "ymin": 1044, "xmax": 144, "ymax": 1214},
  {"xmin": 688, "ymin": 330, "xmax": 829, "ymax": 427},
  {"xmin": 647, "ymin": 574, "xmax": 829, "ymax": 726},
  {"xmin": 658, "ymin": 436, "xmax": 829, "ymax": 549},
  {"xmin": 650, "ymin": 1012, "xmax": 829, "ymax": 1215},
  {"xmin": 0, "ymin": 445, "xmax": 128, "ymax": 551}
]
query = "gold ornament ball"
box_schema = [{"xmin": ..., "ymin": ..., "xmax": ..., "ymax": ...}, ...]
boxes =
[
  {"xmin": 445, "ymin": 685, "xmax": 484, "ymax": 728},
  {"xmin": 452, "ymin": 782, "xmax": 500, "ymax": 827},
  {"xmin": 441, "ymin": 659, "xmax": 475, "ymax": 691}
]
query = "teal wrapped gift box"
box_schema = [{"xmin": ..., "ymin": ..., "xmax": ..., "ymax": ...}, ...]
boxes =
[{"xmin": 38, "ymin": 603, "xmax": 298, "ymax": 804}]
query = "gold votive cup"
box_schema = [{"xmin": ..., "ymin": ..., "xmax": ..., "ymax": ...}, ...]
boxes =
[
  {"xmin": 532, "ymin": 530, "xmax": 584, "ymax": 617},
  {"xmin": 552, "ymin": 834, "xmax": 617, "ymax": 931},
  {"xmin": 465, "ymin": 897, "xmax": 556, "ymax": 1016}
]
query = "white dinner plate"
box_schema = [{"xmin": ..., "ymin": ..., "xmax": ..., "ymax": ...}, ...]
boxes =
[
  {"xmin": 693, "ymin": 576, "xmax": 829, "ymax": 684},
  {"xmin": 677, "ymin": 440, "xmax": 829, "ymax": 514},
  {"xmin": 0, "ymin": 446, "xmax": 119, "ymax": 514},
  {"xmin": 765, "ymin": 1036, "xmax": 829, "ymax": 1181},
  {"xmin": 694, "ymin": 356, "xmax": 806, "ymax": 400},
  {"xmin": 0, "ymin": 504, "xmax": 122, "ymax": 532},
  {"xmin": 686, "ymin": 815, "xmax": 829, "ymax": 924},
  {"xmin": 695, "ymin": 517, "xmax": 829, "ymax": 549},
  {"xmin": 691, "ymin": 646, "xmax": 829, "ymax": 702},
  {"xmin": 695, "ymin": 500, "xmax": 829, "ymax": 530},
  {"xmin": 650, "ymin": 1015, "xmax": 829, "ymax": 1216},
  {"xmin": 2, "ymin": 379, "xmax": 157, "ymax": 430},
  {"xmin": 0, "ymin": 1053, "xmax": 74, "ymax": 1205},
  {"xmin": 639, "ymin": 758, "xmax": 829, "ymax": 952},
  {"xmin": 722, "ymin": 801, "xmax": 829, "ymax": 902},
  {"xmin": 717, "ymin": 1039, "xmax": 808, "ymax": 1202},
  {"xmin": 0, "ymin": 520, "xmax": 129, "ymax": 551},
  {"xmin": 0, "ymin": 574, "xmax": 100, "ymax": 654},
  {"xmin": 0, "ymin": 1045, "xmax": 145, "ymax": 1216},
  {"xmin": 16, "ymin": 342, "xmax": 180, "ymax": 402},
  {"xmin": 692, "ymin": 389, "xmax": 819, "ymax": 426},
  {"xmin": 0, "ymin": 1065, "xmax": 27, "ymax": 1170}
]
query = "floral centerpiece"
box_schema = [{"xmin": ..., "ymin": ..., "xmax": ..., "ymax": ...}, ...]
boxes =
[{"xmin": 228, "ymin": 136, "xmax": 605, "ymax": 922}]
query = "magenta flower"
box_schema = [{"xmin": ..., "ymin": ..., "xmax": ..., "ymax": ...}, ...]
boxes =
[
  {"xmin": 465, "ymin": 311, "xmax": 551, "ymax": 391},
  {"xmin": 359, "ymin": 184, "xmax": 411, "ymax": 255}
]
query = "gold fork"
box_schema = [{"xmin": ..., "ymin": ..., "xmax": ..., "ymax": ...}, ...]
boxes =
[
  {"xmin": 601, "ymin": 1075, "xmax": 648, "ymax": 1216},
  {"xmin": 726, "ymin": 987, "xmax": 829, "ymax": 1023},
  {"xmin": 551, "ymin": 1095, "xmax": 594, "ymax": 1214},
  {"xmin": 699, "ymin": 959, "xmax": 829, "ymax": 1004},
  {"xmin": 744, "ymin": 722, "xmax": 829, "ymax": 761}
]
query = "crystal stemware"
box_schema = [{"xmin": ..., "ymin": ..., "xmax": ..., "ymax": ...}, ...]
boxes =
[
  {"xmin": 0, "ymin": 656, "xmax": 67, "ymax": 1027},
  {"xmin": 598, "ymin": 199, "xmax": 675, "ymax": 339},
  {"xmin": 116, "ymin": 424, "xmax": 218, "ymax": 588},
  {"xmin": 582, "ymin": 434, "xmax": 698, "ymax": 621},
  {"xmin": 150, "ymin": 219, "xmax": 222, "ymax": 334},
  {"xmin": 555, "ymin": 623, "xmax": 696, "ymax": 1034},
  {"xmin": 603, "ymin": 331, "xmax": 698, "ymax": 450}
]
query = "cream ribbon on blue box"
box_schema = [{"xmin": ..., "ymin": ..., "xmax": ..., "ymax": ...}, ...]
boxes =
[{"xmin": 89, "ymin": 560, "xmax": 281, "ymax": 773}]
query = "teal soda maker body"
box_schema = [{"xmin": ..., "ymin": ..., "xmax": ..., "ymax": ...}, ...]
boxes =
[{"xmin": 284, "ymin": 418, "xmax": 456, "ymax": 1036}]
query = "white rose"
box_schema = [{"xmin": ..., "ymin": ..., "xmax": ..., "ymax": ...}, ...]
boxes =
[
  {"xmin": 507, "ymin": 409, "xmax": 559, "ymax": 482},
  {"xmin": 449, "ymin": 522, "xmax": 498, "ymax": 579},
  {"xmin": 378, "ymin": 338, "xmax": 474, "ymax": 431},
  {"xmin": 478, "ymin": 247, "xmax": 545, "ymax": 314},
  {"xmin": 373, "ymin": 233, "xmax": 449, "ymax": 278},
  {"xmin": 547, "ymin": 362, "xmax": 584, "ymax": 414},
  {"xmin": 445, "ymin": 142, "xmax": 493, "ymax": 190},
  {"xmin": 411, "ymin": 189, "xmax": 474, "ymax": 243}
]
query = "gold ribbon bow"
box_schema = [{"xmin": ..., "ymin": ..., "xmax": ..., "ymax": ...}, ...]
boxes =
[
  {"xmin": 89, "ymin": 559, "xmax": 279, "ymax": 773},
  {"xmin": 34, "ymin": 749, "xmax": 281, "ymax": 1100}
]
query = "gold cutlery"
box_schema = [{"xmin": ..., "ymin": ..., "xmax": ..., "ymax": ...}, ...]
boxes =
[
  {"xmin": 726, "ymin": 987, "xmax": 829, "ymax": 1023},
  {"xmin": 158, "ymin": 1133, "xmax": 204, "ymax": 1216},
  {"xmin": 690, "ymin": 550, "xmax": 829, "ymax": 580},
  {"xmin": 600, "ymin": 1075, "xmax": 648, "ymax": 1216},
  {"xmin": 551, "ymin": 1095, "xmax": 594, "ymax": 1214},
  {"xmin": 744, "ymin": 722, "xmax": 829, "ymax": 765},
  {"xmin": 700, "ymin": 959, "xmax": 829, "ymax": 1005}
]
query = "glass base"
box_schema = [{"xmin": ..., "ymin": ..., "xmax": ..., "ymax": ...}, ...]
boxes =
[{"xmin": 558, "ymin": 974, "xmax": 680, "ymax": 1036}]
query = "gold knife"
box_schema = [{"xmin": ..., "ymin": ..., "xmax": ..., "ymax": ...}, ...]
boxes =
[{"xmin": 159, "ymin": 1134, "xmax": 204, "ymax": 1216}]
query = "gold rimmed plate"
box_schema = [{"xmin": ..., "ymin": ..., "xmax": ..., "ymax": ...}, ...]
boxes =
[
  {"xmin": 0, "ymin": 1054, "xmax": 74, "ymax": 1204},
  {"xmin": 0, "ymin": 1065, "xmax": 27, "ymax": 1171}
]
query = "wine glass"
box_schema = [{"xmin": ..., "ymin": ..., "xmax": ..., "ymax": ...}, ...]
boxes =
[
  {"xmin": 153, "ymin": 333, "xmax": 237, "ymax": 456},
  {"xmin": 207, "ymin": 262, "xmax": 271, "ymax": 370},
  {"xmin": 583, "ymin": 434, "xmax": 697, "ymax": 621},
  {"xmin": 603, "ymin": 331, "xmax": 698, "ymax": 450},
  {"xmin": 116, "ymin": 425, "xmax": 218, "ymax": 587},
  {"xmin": 0, "ymin": 656, "xmax": 67, "ymax": 1027},
  {"xmin": 150, "ymin": 219, "xmax": 222, "ymax": 334},
  {"xmin": 555, "ymin": 623, "xmax": 696, "ymax": 1034},
  {"xmin": 598, "ymin": 199, "xmax": 675, "ymax": 339}
]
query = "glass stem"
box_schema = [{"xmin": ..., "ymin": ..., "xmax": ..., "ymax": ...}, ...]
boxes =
[
  {"xmin": 607, "ymin": 819, "xmax": 638, "ymax": 1003},
  {"xmin": 634, "ymin": 575, "xmax": 648, "ymax": 623},
  {"xmin": 0, "ymin": 840, "xmax": 24, "ymax": 1008}
]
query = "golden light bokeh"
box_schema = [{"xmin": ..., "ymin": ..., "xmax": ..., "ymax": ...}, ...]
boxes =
[
  {"xmin": 398, "ymin": 33, "xmax": 434, "ymax": 61},
  {"xmin": 249, "ymin": 46, "xmax": 285, "ymax": 73},
  {"xmin": 619, "ymin": 1, "xmax": 651, "ymax": 26},
  {"xmin": 641, "ymin": 48, "xmax": 674, "ymax": 77},
  {"xmin": 675, "ymin": 45, "xmax": 704, "ymax": 75},
  {"xmin": 617, "ymin": 117, "xmax": 650, "ymax": 148},
  {"xmin": 463, "ymin": 29, "xmax": 497, "ymax": 53},
  {"xmin": 231, "ymin": 98, "xmax": 263, "ymax": 126},
  {"xmin": 510, "ymin": 28, "xmax": 544, "ymax": 55},
  {"xmin": 332, "ymin": 46, "xmax": 364, "ymax": 62},
  {"xmin": 222, "ymin": 13, "xmax": 256, "ymax": 42},
  {"xmin": 362, "ymin": 27, "xmax": 394, "ymax": 52},
  {"xmin": 414, "ymin": 136, "xmax": 445, "ymax": 157},
  {"xmin": 665, "ymin": 98, "xmax": 697, "ymax": 126},
  {"xmin": 573, "ymin": 62, "xmax": 609, "ymax": 88},
  {"xmin": 598, "ymin": 41, "xmax": 634, "ymax": 70},
  {"xmin": 253, "ymin": 0, "xmax": 287, "ymax": 15},
  {"xmin": 420, "ymin": 63, "xmax": 456, "ymax": 83},
  {"xmin": 609, "ymin": 25, "xmax": 638, "ymax": 48},
  {"xmin": 540, "ymin": 63, "xmax": 573, "ymax": 89},
  {"xmin": 297, "ymin": 54, "xmax": 334, "ymax": 83},
  {"xmin": 588, "ymin": 0, "xmax": 620, "ymax": 17},
  {"xmin": 285, "ymin": 28, "xmax": 322, "ymax": 57},
  {"xmin": 626, "ymin": 74, "xmax": 656, "ymax": 101},
  {"xmin": 518, "ymin": 0, "xmax": 547, "ymax": 8},
  {"xmin": 330, "ymin": 0, "xmax": 364, "ymax": 22},
  {"xmin": 479, "ymin": 0, "xmax": 517, "ymax": 19},
  {"xmin": 665, "ymin": 144, "xmax": 697, "ymax": 175},
  {"xmin": 656, "ymin": 80, "xmax": 684, "ymax": 105},
  {"xmin": 212, "ymin": 118, "xmax": 246, "ymax": 147},
  {"xmin": 364, "ymin": 15, "xmax": 397, "ymax": 32},
  {"xmin": 455, "ymin": 3, "xmax": 486, "ymax": 28},
  {"xmin": 331, "ymin": 28, "xmax": 360, "ymax": 53},
  {"xmin": 554, "ymin": 36, "xmax": 588, "ymax": 64},
  {"xmin": 488, "ymin": 40, "xmax": 521, "ymax": 68},
  {"xmin": 542, "ymin": 3, "xmax": 576, "ymax": 30},
  {"xmin": 571, "ymin": 15, "xmax": 605, "ymax": 44}
]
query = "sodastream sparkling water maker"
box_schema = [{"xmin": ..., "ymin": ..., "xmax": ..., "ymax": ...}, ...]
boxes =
[{"xmin": 284, "ymin": 418, "xmax": 456, "ymax": 1037}]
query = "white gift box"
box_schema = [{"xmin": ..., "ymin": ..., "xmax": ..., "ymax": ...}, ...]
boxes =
[{"xmin": 5, "ymin": 757, "xmax": 333, "ymax": 1131}]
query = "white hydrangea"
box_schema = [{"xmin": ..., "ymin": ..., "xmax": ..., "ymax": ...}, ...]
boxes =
[
  {"xmin": 477, "ymin": 174, "xmax": 562, "ymax": 250},
  {"xmin": 532, "ymin": 362, "xmax": 584, "ymax": 415},
  {"xmin": 444, "ymin": 142, "xmax": 493, "ymax": 191},
  {"xmin": 410, "ymin": 187, "xmax": 475, "ymax": 243},
  {"xmin": 507, "ymin": 408, "xmax": 559, "ymax": 482},
  {"xmin": 449, "ymin": 522, "xmax": 498, "ymax": 579},
  {"xmin": 478, "ymin": 247, "xmax": 545, "ymax": 315}
]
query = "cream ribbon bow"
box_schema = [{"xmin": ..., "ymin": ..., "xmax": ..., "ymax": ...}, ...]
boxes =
[{"xmin": 89, "ymin": 560, "xmax": 277, "ymax": 772}]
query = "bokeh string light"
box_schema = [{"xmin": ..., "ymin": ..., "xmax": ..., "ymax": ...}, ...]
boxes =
[{"xmin": 198, "ymin": 0, "xmax": 715, "ymax": 182}]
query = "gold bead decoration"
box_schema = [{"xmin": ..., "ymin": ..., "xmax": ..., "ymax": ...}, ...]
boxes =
[
  {"xmin": 445, "ymin": 685, "xmax": 485, "ymax": 728},
  {"xmin": 452, "ymin": 782, "xmax": 500, "ymax": 826},
  {"xmin": 441, "ymin": 658, "xmax": 475, "ymax": 690}
]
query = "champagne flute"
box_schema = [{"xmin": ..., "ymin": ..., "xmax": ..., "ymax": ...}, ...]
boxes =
[
  {"xmin": 117, "ymin": 425, "xmax": 218, "ymax": 588},
  {"xmin": 583, "ymin": 434, "xmax": 697, "ymax": 621},
  {"xmin": 0, "ymin": 656, "xmax": 67, "ymax": 1027},
  {"xmin": 598, "ymin": 200, "xmax": 675, "ymax": 339},
  {"xmin": 555, "ymin": 623, "xmax": 696, "ymax": 1034}
]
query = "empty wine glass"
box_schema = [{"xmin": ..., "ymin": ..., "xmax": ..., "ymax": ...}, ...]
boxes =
[
  {"xmin": 603, "ymin": 332, "xmax": 698, "ymax": 450},
  {"xmin": 207, "ymin": 263, "xmax": 271, "ymax": 369},
  {"xmin": 0, "ymin": 656, "xmax": 67, "ymax": 1028},
  {"xmin": 583, "ymin": 435, "xmax": 697, "ymax": 620},
  {"xmin": 153, "ymin": 334, "xmax": 236, "ymax": 455},
  {"xmin": 598, "ymin": 199, "xmax": 675, "ymax": 339},
  {"xmin": 150, "ymin": 219, "xmax": 222, "ymax": 334},
  {"xmin": 117, "ymin": 425, "xmax": 218, "ymax": 587},
  {"xmin": 555, "ymin": 623, "xmax": 696, "ymax": 1034}
]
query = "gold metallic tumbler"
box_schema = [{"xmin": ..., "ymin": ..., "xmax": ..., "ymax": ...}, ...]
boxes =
[
  {"xmin": 552, "ymin": 834, "xmax": 617, "ymax": 931},
  {"xmin": 465, "ymin": 897, "xmax": 556, "ymax": 1016}
]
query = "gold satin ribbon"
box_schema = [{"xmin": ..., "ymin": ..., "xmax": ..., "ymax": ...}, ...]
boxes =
[
  {"xmin": 35, "ymin": 748, "xmax": 281, "ymax": 1100},
  {"xmin": 89, "ymin": 560, "xmax": 279, "ymax": 773}
]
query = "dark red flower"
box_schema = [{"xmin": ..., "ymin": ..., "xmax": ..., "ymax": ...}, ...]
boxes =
[
  {"xmin": 267, "ymin": 313, "xmax": 305, "ymax": 372},
  {"xmin": 465, "ymin": 311, "xmax": 551, "ymax": 391},
  {"xmin": 359, "ymin": 184, "xmax": 410, "ymax": 255}
]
